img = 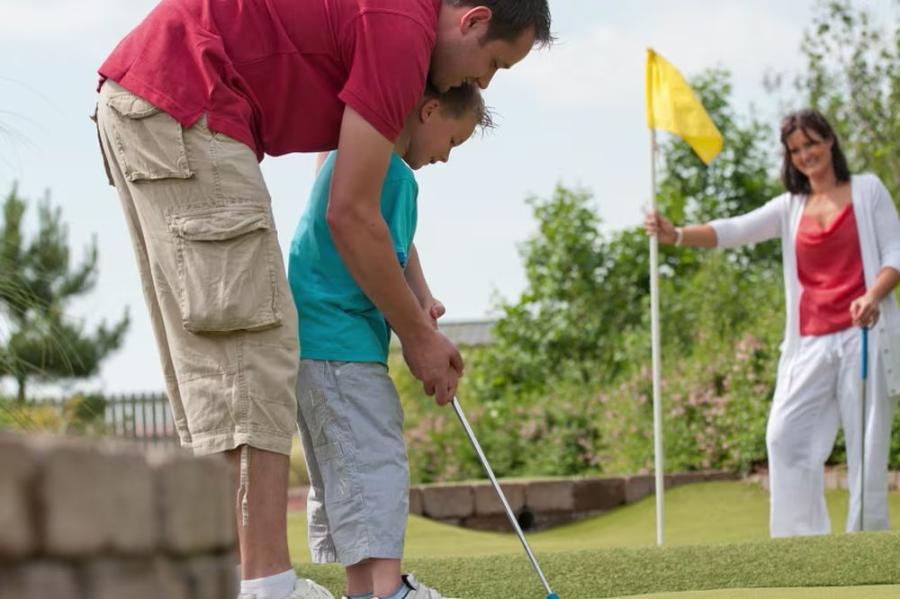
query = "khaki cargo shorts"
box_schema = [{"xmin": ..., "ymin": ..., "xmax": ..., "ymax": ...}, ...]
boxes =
[{"xmin": 95, "ymin": 80, "xmax": 297, "ymax": 456}]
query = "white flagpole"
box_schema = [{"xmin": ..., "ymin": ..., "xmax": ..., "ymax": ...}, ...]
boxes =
[{"xmin": 649, "ymin": 127, "xmax": 665, "ymax": 546}]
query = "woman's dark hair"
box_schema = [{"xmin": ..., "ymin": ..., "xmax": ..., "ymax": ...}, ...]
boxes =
[
  {"xmin": 451, "ymin": 0, "xmax": 553, "ymax": 47},
  {"xmin": 779, "ymin": 108, "xmax": 850, "ymax": 194},
  {"xmin": 424, "ymin": 82, "xmax": 495, "ymax": 132}
]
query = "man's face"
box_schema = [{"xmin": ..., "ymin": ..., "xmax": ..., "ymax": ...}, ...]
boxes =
[
  {"xmin": 430, "ymin": 7, "xmax": 536, "ymax": 92},
  {"xmin": 402, "ymin": 100, "xmax": 478, "ymax": 170}
]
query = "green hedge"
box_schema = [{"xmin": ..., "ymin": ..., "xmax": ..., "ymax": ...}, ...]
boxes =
[{"xmin": 391, "ymin": 257, "xmax": 900, "ymax": 484}]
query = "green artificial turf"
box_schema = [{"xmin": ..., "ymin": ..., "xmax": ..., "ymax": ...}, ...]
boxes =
[
  {"xmin": 620, "ymin": 586, "xmax": 900, "ymax": 598},
  {"xmin": 288, "ymin": 482, "xmax": 900, "ymax": 598}
]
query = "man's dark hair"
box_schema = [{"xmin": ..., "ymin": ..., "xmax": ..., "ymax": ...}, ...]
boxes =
[
  {"xmin": 779, "ymin": 108, "xmax": 850, "ymax": 194},
  {"xmin": 424, "ymin": 83, "xmax": 495, "ymax": 132},
  {"xmin": 452, "ymin": 0, "xmax": 553, "ymax": 47}
]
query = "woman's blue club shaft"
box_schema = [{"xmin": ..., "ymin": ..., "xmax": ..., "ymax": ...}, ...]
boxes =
[{"xmin": 860, "ymin": 327, "xmax": 868, "ymax": 531}]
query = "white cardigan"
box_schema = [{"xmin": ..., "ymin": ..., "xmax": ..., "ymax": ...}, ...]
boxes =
[{"xmin": 710, "ymin": 173, "xmax": 900, "ymax": 398}]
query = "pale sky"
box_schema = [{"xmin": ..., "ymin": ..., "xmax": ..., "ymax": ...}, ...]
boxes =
[{"xmin": 0, "ymin": 0, "xmax": 896, "ymax": 395}]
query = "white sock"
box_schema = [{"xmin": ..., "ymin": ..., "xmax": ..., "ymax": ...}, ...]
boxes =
[{"xmin": 240, "ymin": 569, "xmax": 298, "ymax": 599}]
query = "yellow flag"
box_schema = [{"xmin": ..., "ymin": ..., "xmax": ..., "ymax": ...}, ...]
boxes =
[{"xmin": 645, "ymin": 48, "xmax": 723, "ymax": 164}]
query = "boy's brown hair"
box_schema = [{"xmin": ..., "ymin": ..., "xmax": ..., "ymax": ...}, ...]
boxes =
[{"xmin": 424, "ymin": 83, "xmax": 495, "ymax": 131}]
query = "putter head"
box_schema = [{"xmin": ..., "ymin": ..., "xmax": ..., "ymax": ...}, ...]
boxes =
[{"xmin": 547, "ymin": 594, "xmax": 560, "ymax": 599}]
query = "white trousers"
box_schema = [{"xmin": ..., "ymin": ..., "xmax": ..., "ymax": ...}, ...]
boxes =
[{"xmin": 767, "ymin": 327, "xmax": 895, "ymax": 537}]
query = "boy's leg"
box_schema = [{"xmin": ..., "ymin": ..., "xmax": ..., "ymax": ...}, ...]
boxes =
[
  {"xmin": 296, "ymin": 363, "xmax": 340, "ymax": 567},
  {"xmin": 305, "ymin": 363, "xmax": 455, "ymax": 598},
  {"xmin": 296, "ymin": 360, "xmax": 456, "ymax": 599},
  {"xmin": 96, "ymin": 82, "xmax": 327, "ymax": 597},
  {"xmin": 368, "ymin": 560, "xmax": 402, "ymax": 597},
  {"xmin": 344, "ymin": 560, "xmax": 373, "ymax": 597},
  {"xmin": 296, "ymin": 361, "xmax": 408, "ymax": 571},
  {"xmin": 300, "ymin": 362, "xmax": 381, "ymax": 598},
  {"xmin": 343, "ymin": 559, "xmax": 402, "ymax": 597}
]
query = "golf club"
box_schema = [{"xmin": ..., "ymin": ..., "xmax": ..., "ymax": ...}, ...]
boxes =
[
  {"xmin": 451, "ymin": 396, "xmax": 559, "ymax": 599},
  {"xmin": 859, "ymin": 326, "xmax": 869, "ymax": 531}
]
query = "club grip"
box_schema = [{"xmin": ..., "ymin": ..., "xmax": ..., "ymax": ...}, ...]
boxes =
[{"xmin": 861, "ymin": 327, "xmax": 869, "ymax": 380}]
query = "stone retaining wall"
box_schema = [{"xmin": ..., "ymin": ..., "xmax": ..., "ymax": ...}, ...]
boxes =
[
  {"xmin": 409, "ymin": 470, "xmax": 739, "ymax": 531},
  {"xmin": 0, "ymin": 431, "xmax": 237, "ymax": 598},
  {"xmin": 747, "ymin": 467, "xmax": 900, "ymax": 492}
]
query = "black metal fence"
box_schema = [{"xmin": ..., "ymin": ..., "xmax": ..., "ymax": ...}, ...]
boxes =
[{"xmin": 104, "ymin": 393, "xmax": 178, "ymax": 445}]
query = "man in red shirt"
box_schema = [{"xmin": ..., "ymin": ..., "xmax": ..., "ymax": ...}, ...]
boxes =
[{"xmin": 95, "ymin": 2, "xmax": 551, "ymax": 598}]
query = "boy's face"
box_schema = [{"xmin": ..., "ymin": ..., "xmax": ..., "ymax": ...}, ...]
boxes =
[
  {"xmin": 431, "ymin": 7, "xmax": 535, "ymax": 92},
  {"xmin": 402, "ymin": 100, "xmax": 478, "ymax": 170}
]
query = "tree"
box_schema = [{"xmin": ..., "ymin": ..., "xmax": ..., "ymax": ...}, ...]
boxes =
[
  {"xmin": 478, "ymin": 185, "xmax": 648, "ymax": 398},
  {"xmin": 476, "ymin": 69, "xmax": 781, "ymax": 400},
  {"xmin": 798, "ymin": 0, "xmax": 900, "ymax": 200},
  {"xmin": 0, "ymin": 185, "xmax": 129, "ymax": 402},
  {"xmin": 656, "ymin": 69, "xmax": 783, "ymax": 271}
]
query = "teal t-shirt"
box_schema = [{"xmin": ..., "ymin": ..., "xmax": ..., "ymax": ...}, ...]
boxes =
[{"xmin": 288, "ymin": 151, "xmax": 418, "ymax": 364}]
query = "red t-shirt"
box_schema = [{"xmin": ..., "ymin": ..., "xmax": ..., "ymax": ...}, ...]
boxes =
[
  {"xmin": 796, "ymin": 202, "xmax": 867, "ymax": 336},
  {"xmin": 98, "ymin": 0, "xmax": 440, "ymax": 160}
]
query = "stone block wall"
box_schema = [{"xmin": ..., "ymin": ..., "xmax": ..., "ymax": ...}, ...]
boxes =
[
  {"xmin": 747, "ymin": 466, "xmax": 900, "ymax": 493},
  {"xmin": 410, "ymin": 470, "xmax": 740, "ymax": 531},
  {"xmin": 0, "ymin": 431, "xmax": 237, "ymax": 598},
  {"xmin": 410, "ymin": 468, "xmax": 900, "ymax": 532}
]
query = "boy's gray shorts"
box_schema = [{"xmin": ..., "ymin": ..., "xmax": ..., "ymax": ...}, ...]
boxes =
[{"xmin": 296, "ymin": 360, "xmax": 409, "ymax": 566}]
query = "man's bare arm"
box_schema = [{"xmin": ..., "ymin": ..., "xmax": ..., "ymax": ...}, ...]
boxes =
[
  {"xmin": 327, "ymin": 107, "xmax": 462, "ymax": 403},
  {"xmin": 314, "ymin": 152, "xmax": 329, "ymax": 175}
]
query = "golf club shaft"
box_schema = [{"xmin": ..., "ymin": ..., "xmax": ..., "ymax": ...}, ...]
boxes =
[
  {"xmin": 860, "ymin": 327, "xmax": 868, "ymax": 531},
  {"xmin": 451, "ymin": 397, "xmax": 554, "ymax": 596}
]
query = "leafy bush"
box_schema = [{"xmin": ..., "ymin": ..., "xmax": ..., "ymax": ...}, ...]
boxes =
[
  {"xmin": 0, "ymin": 396, "xmax": 64, "ymax": 432},
  {"xmin": 394, "ymin": 357, "xmax": 611, "ymax": 483},
  {"xmin": 0, "ymin": 392, "xmax": 109, "ymax": 436}
]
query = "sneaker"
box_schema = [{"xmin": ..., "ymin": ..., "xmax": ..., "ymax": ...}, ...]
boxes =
[
  {"xmin": 375, "ymin": 574, "xmax": 459, "ymax": 599},
  {"xmin": 238, "ymin": 577, "xmax": 335, "ymax": 599}
]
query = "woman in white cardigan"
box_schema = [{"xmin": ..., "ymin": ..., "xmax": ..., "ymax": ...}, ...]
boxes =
[{"xmin": 646, "ymin": 108, "xmax": 900, "ymax": 537}]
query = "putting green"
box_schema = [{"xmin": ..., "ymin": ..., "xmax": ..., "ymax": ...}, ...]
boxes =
[
  {"xmin": 295, "ymin": 533, "xmax": 900, "ymax": 599},
  {"xmin": 288, "ymin": 481, "xmax": 900, "ymax": 561},
  {"xmin": 620, "ymin": 586, "xmax": 900, "ymax": 598},
  {"xmin": 290, "ymin": 482, "xmax": 900, "ymax": 598}
]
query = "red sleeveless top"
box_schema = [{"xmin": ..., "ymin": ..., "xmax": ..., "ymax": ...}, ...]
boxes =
[{"xmin": 796, "ymin": 202, "xmax": 866, "ymax": 336}]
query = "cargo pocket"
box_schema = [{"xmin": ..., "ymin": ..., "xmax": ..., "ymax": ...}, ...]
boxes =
[
  {"xmin": 169, "ymin": 203, "xmax": 282, "ymax": 333},
  {"xmin": 90, "ymin": 107, "xmax": 115, "ymax": 187},
  {"xmin": 105, "ymin": 91, "xmax": 193, "ymax": 182}
]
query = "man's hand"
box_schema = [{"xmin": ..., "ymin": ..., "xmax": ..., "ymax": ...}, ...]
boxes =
[
  {"xmin": 402, "ymin": 327, "xmax": 463, "ymax": 406},
  {"xmin": 425, "ymin": 298, "xmax": 445, "ymax": 328}
]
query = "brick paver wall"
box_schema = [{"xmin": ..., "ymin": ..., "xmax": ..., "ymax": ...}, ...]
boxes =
[
  {"xmin": 409, "ymin": 471, "xmax": 739, "ymax": 531},
  {"xmin": 0, "ymin": 431, "xmax": 237, "ymax": 598},
  {"xmin": 407, "ymin": 469, "xmax": 900, "ymax": 532}
]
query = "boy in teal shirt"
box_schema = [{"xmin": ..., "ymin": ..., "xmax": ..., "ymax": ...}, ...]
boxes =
[
  {"xmin": 288, "ymin": 84, "xmax": 491, "ymax": 599},
  {"xmin": 289, "ymin": 151, "xmax": 420, "ymax": 364}
]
